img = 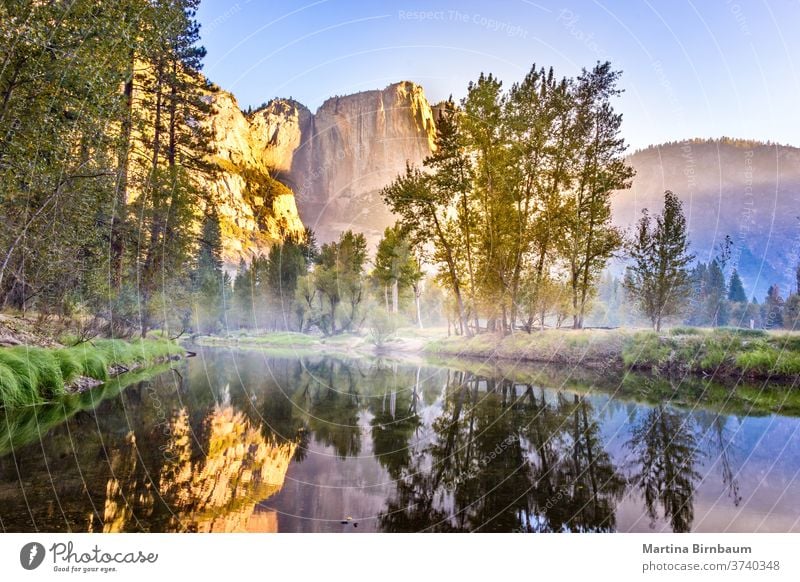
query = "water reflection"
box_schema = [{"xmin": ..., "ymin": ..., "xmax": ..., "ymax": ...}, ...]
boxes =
[
  {"xmin": 1, "ymin": 349, "xmax": 799, "ymax": 533},
  {"xmin": 626, "ymin": 405, "xmax": 700, "ymax": 533},
  {"xmin": 380, "ymin": 375, "xmax": 627, "ymax": 532}
]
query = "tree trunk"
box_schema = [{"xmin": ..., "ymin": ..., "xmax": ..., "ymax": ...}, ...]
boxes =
[
  {"xmin": 167, "ymin": 59, "xmax": 178, "ymax": 167},
  {"xmin": 391, "ymin": 278, "xmax": 399, "ymax": 313},
  {"xmin": 414, "ymin": 284, "xmax": 423, "ymax": 329},
  {"xmin": 110, "ymin": 54, "xmax": 135, "ymax": 291}
]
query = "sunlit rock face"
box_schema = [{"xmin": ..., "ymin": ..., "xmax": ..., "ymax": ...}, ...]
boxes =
[
  {"xmin": 200, "ymin": 81, "xmax": 437, "ymax": 255},
  {"xmin": 201, "ymin": 90, "xmax": 305, "ymax": 265},
  {"xmin": 255, "ymin": 82, "xmax": 438, "ymax": 245},
  {"xmin": 95, "ymin": 406, "xmax": 296, "ymax": 533}
]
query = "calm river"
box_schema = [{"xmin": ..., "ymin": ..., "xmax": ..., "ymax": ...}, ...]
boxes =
[{"xmin": 1, "ymin": 347, "xmax": 799, "ymax": 532}]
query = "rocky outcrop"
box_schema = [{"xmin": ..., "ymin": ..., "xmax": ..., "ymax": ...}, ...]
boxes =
[
  {"xmin": 253, "ymin": 82, "xmax": 438, "ymax": 244},
  {"xmin": 200, "ymin": 90, "xmax": 305, "ymax": 264},
  {"xmin": 197, "ymin": 81, "xmax": 437, "ymax": 257}
]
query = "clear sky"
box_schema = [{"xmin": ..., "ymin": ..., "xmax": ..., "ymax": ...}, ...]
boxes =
[{"xmin": 196, "ymin": 0, "xmax": 800, "ymax": 150}]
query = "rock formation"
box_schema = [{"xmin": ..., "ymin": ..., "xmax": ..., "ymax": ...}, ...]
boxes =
[
  {"xmin": 197, "ymin": 81, "xmax": 437, "ymax": 259},
  {"xmin": 200, "ymin": 90, "xmax": 305, "ymax": 265},
  {"xmin": 251, "ymin": 82, "xmax": 438, "ymax": 244}
]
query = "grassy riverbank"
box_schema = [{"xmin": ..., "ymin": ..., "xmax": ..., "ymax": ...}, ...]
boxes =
[
  {"xmin": 0, "ymin": 339, "xmax": 184, "ymax": 408},
  {"xmin": 191, "ymin": 327, "xmax": 444, "ymax": 356},
  {"xmin": 427, "ymin": 354, "xmax": 800, "ymax": 417},
  {"xmin": 427, "ymin": 327, "xmax": 800, "ymax": 381}
]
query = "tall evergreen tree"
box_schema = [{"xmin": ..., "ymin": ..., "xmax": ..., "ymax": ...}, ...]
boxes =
[
  {"xmin": 704, "ymin": 259, "xmax": 729, "ymax": 327},
  {"xmin": 191, "ymin": 211, "xmax": 229, "ymax": 334},
  {"xmin": 624, "ymin": 191, "xmax": 694, "ymax": 331},
  {"xmin": 728, "ymin": 269, "xmax": 747, "ymax": 303},
  {"xmin": 762, "ymin": 284, "xmax": 784, "ymax": 329}
]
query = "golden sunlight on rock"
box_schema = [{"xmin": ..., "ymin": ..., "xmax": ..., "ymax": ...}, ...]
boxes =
[{"xmin": 157, "ymin": 406, "xmax": 296, "ymax": 532}]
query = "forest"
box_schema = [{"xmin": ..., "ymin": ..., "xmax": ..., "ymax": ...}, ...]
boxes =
[{"xmin": 1, "ymin": 0, "xmax": 798, "ymax": 346}]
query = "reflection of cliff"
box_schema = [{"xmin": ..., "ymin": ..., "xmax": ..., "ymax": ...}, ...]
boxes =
[
  {"xmin": 158, "ymin": 406, "xmax": 295, "ymax": 532},
  {"xmin": 99, "ymin": 433, "xmax": 151, "ymax": 533},
  {"xmin": 98, "ymin": 406, "xmax": 296, "ymax": 533}
]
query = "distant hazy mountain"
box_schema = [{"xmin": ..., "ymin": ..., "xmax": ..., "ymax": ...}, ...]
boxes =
[{"xmin": 613, "ymin": 139, "xmax": 800, "ymax": 299}]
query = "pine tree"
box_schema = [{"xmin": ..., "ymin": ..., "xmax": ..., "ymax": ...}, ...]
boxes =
[
  {"xmin": 624, "ymin": 191, "xmax": 694, "ymax": 331},
  {"xmin": 265, "ymin": 239, "xmax": 308, "ymax": 330},
  {"xmin": 728, "ymin": 269, "xmax": 747, "ymax": 303},
  {"xmin": 762, "ymin": 285, "xmax": 784, "ymax": 329},
  {"xmin": 705, "ymin": 260, "xmax": 728, "ymax": 327},
  {"xmin": 192, "ymin": 211, "xmax": 229, "ymax": 333}
]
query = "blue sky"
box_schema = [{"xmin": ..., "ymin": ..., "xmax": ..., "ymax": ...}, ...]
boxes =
[{"xmin": 196, "ymin": 0, "xmax": 800, "ymax": 149}]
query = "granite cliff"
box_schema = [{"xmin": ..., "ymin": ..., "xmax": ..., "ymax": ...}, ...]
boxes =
[
  {"xmin": 198, "ymin": 81, "xmax": 437, "ymax": 261},
  {"xmin": 252, "ymin": 81, "xmax": 438, "ymax": 244},
  {"xmin": 199, "ymin": 90, "xmax": 305, "ymax": 264}
]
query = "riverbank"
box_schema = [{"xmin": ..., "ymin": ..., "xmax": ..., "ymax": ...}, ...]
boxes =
[
  {"xmin": 187, "ymin": 326, "xmax": 800, "ymax": 382},
  {"xmin": 0, "ymin": 339, "xmax": 185, "ymax": 408},
  {"xmin": 427, "ymin": 327, "xmax": 800, "ymax": 381},
  {"xmin": 191, "ymin": 328, "xmax": 441, "ymax": 357}
]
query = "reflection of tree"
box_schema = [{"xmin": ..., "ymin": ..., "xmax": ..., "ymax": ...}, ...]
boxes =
[
  {"xmin": 451, "ymin": 378, "xmax": 532, "ymax": 532},
  {"xmin": 698, "ymin": 413, "xmax": 741, "ymax": 507},
  {"xmin": 713, "ymin": 416, "xmax": 741, "ymax": 507},
  {"xmin": 627, "ymin": 405, "xmax": 700, "ymax": 532},
  {"xmin": 369, "ymin": 371, "xmax": 422, "ymax": 480},
  {"xmin": 378, "ymin": 372, "xmax": 625, "ymax": 532},
  {"xmin": 301, "ymin": 359, "xmax": 363, "ymax": 459},
  {"xmin": 521, "ymin": 390, "xmax": 625, "ymax": 532}
]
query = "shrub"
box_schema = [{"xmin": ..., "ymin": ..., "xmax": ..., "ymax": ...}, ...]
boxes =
[
  {"xmin": 367, "ymin": 310, "xmax": 401, "ymax": 347},
  {"xmin": 669, "ymin": 326, "xmax": 704, "ymax": 336}
]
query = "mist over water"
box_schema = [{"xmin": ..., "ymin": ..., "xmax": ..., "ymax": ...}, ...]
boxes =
[{"xmin": 1, "ymin": 348, "xmax": 798, "ymax": 533}]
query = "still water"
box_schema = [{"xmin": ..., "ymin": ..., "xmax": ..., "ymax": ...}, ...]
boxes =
[{"xmin": 1, "ymin": 347, "xmax": 799, "ymax": 533}]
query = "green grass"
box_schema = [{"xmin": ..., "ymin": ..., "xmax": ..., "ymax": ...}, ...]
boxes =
[
  {"xmin": 196, "ymin": 332, "xmax": 317, "ymax": 348},
  {"xmin": 53, "ymin": 349, "xmax": 82, "ymax": 384},
  {"xmin": 0, "ymin": 361, "xmax": 174, "ymax": 455},
  {"xmin": 427, "ymin": 326, "xmax": 800, "ymax": 380},
  {"xmin": 668, "ymin": 326, "xmax": 704, "ymax": 336},
  {"xmin": 0, "ymin": 349, "xmax": 46, "ymax": 406},
  {"xmin": 0, "ymin": 339, "xmax": 183, "ymax": 408}
]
